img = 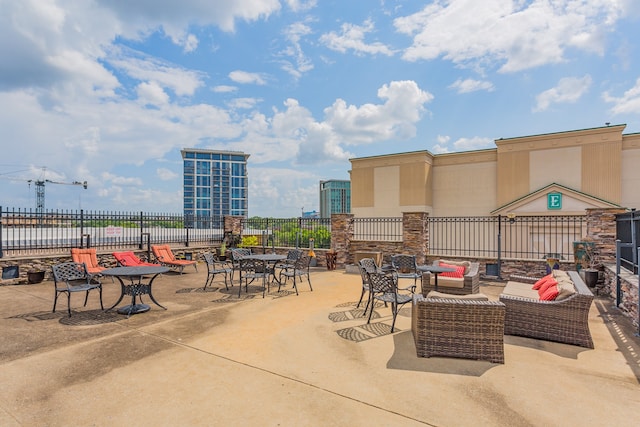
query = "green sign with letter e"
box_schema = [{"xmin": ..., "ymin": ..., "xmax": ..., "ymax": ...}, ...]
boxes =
[{"xmin": 547, "ymin": 192, "xmax": 562, "ymax": 210}]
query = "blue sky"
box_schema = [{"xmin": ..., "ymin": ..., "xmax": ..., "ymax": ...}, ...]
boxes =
[{"xmin": 1, "ymin": 0, "xmax": 640, "ymax": 217}]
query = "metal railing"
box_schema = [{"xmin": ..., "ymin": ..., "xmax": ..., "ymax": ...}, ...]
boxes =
[
  {"xmin": 429, "ymin": 215, "xmax": 585, "ymax": 260},
  {"xmin": 0, "ymin": 207, "xmax": 224, "ymax": 257},
  {"xmin": 353, "ymin": 217, "xmax": 403, "ymax": 241},
  {"xmin": 240, "ymin": 217, "xmax": 331, "ymax": 250}
]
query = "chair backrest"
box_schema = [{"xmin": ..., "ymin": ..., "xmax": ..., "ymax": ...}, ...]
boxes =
[
  {"xmin": 286, "ymin": 249, "xmax": 303, "ymax": 261},
  {"xmin": 358, "ymin": 258, "xmax": 378, "ymax": 284},
  {"xmin": 294, "ymin": 253, "xmax": 310, "ymax": 270},
  {"xmin": 113, "ymin": 251, "xmax": 141, "ymax": 266},
  {"xmin": 152, "ymin": 245, "xmax": 176, "ymax": 262},
  {"xmin": 231, "ymin": 248, "xmax": 252, "ymax": 261},
  {"xmin": 366, "ymin": 270, "xmax": 397, "ymax": 294},
  {"xmin": 391, "ymin": 254, "xmax": 417, "ymax": 273},
  {"xmin": 53, "ymin": 262, "xmax": 89, "ymax": 283},
  {"xmin": 71, "ymin": 248, "xmax": 100, "ymax": 268}
]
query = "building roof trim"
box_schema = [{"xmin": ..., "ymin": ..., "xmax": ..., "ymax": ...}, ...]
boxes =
[{"xmin": 491, "ymin": 182, "xmax": 621, "ymax": 215}]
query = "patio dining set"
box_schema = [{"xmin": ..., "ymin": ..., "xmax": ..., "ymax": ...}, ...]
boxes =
[{"xmin": 51, "ymin": 245, "xmax": 312, "ymax": 318}]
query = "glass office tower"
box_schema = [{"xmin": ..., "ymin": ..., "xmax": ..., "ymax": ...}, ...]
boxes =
[
  {"xmin": 319, "ymin": 180, "xmax": 351, "ymax": 218},
  {"xmin": 181, "ymin": 149, "xmax": 249, "ymax": 226}
]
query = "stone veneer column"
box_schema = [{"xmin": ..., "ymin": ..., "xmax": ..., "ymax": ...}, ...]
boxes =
[
  {"xmin": 585, "ymin": 208, "xmax": 627, "ymax": 264},
  {"xmin": 402, "ymin": 212, "xmax": 429, "ymax": 264},
  {"xmin": 331, "ymin": 214, "xmax": 354, "ymax": 268},
  {"xmin": 223, "ymin": 215, "xmax": 244, "ymax": 237}
]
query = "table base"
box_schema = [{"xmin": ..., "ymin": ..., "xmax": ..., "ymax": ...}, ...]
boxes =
[{"xmin": 117, "ymin": 304, "xmax": 150, "ymax": 315}]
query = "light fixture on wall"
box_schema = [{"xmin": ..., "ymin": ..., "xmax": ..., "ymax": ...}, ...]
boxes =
[{"xmin": 506, "ymin": 212, "xmax": 516, "ymax": 224}]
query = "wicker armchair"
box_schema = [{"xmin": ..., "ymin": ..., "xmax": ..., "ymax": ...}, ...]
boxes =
[
  {"xmin": 420, "ymin": 260, "xmax": 480, "ymax": 296},
  {"xmin": 499, "ymin": 271, "xmax": 594, "ymax": 348},
  {"xmin": 411, "ymin": 295, "xmax": 505, "ymax": 363}
]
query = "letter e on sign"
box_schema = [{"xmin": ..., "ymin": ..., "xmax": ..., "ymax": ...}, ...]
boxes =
[{"xmin": 547, "ymin": 192, "xmax": 562, "ymax": 210}]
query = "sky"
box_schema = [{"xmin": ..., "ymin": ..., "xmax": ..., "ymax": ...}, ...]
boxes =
[{"xmin": 1, "ymin": 0, "xmax": 640, "ymax": 217}]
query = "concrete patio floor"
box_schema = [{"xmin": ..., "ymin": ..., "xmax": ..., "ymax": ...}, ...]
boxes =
[{"xmin": 1, "ymin": 265, "xmax": 639, "ymax": 426}]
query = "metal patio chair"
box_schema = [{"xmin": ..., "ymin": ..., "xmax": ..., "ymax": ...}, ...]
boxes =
[
  {"xmin": 52, "ymin": 261, "xmax": 103, "ymax": 317},
  {"xmin": 366, "ymin": 270, "xmax": 412, "ymax": 333},
  {"xmin": 202, "ymin": 252, "xmax": 233, "ymax": 291},
  {"xmin": 278, "ymin": 253, "xmax": 312, "ymax": 295}
]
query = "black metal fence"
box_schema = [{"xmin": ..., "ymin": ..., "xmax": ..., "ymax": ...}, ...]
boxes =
[
  {"xmin": 0, "ymin": 207, "xmax": 224, "ymax": 257},
  {"xmin": 241, "ymin": 217, "xmax": 332, "ymax": 250},
  {"xmin": 616, "ymin": 211, "xmax": 639, "ymax": 274},
  {"xmin": 2, "ymin": 205, "xmax": 586, "ymax": 261},
  {"xmin": 430, "ymin": 215, "xmax": 585, "ymax": 260}
]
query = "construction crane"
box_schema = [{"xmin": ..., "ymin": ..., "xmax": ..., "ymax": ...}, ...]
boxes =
[
  {"xmin": 1, "ymin": 167, "xmax": 87, "ymax": 213},
  {"xmin": 28, "ymin": 178, "xmax": 88, "ymax": 214}
]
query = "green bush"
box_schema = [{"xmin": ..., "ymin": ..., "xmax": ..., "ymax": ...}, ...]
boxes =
[{"xmin": 239, "ymin": 235, "xmax": 259, "ymax": 248}]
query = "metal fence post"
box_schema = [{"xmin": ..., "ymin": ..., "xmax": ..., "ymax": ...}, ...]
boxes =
[
  {"xmin": 497, "ymin": 214, "xmax": 502, "ymax": 279},
  {"xmin": 0, "ymin": 206, "xmax": 3, "ymax": 258}
]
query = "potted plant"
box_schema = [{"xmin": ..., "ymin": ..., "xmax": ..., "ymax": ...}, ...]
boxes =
[
  {"xmin": 218, "ymin": 242, "xmax": 227, "ymax": 261},
  {"xmin": 582, "ymin": 244, "xmax": 600, "ymax": 288}
]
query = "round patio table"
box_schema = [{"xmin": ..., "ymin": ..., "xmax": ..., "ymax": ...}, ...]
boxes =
[{"xmin": 103, "ymin": 266, "xmax": 169, "ymax": 317}]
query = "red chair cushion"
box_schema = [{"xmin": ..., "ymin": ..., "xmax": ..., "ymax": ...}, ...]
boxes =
[{"xmin": 439, "ymin": 263, "xmax": 465, "ymax": 278}]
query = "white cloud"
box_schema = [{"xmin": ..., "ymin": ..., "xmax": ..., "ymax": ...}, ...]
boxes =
[
  {"xmin": 108, "ymin": 48, "xmax": 204, "ymax": 97},
  {"xmin": 449, "ymin": 78, "xmax": 494, "ymax": 94},
  {"xmin": 323, "ymin": 80, "xmax": 433, "ymax": 144},
  {"xmin": 285, "ymin": 0, "xmax": 318, "ymax": 13},
  {"xmin": 102, "ymin": 172, "xmax": 143, "ymax": 186},
  {"xmin": 432, "ymin": 135, "xmax": 493, "ymax": 153},
  {"xmin": 156, "ymin": 168, "xmax": 178, "ymax": 181},
  {"xmin": 395, "ymin": 0, "xmax": 626, "ymax": 72},
  {"xmin": 452, "ymin": 136, "xmax": 494, "ymax": 151},
  {"xmin": 279, "ymin": 21, "xmax": 315, "ymax": 78},
  {"xmin": 227, "ymin": 97, "xmax": 262, "ymax": 109},
  {"xmin": 136, "ymin": 81, "xmax": 170, "ymax": 106},
  {"xmin": 212, "ymin": 85, "xmax": 238, "ymax": 93},
  {"xmin": 320, "ymin": 19, "xmax": 394, "ymax": 56},
  {"xmin": 534, "ymin": 75, "xmax": 592, "ymax": 112},
  {"xmin": 603, "ymin": 77, "xmax": 640, "ymax": 115},
  {"xmin": 228, "ymin": 70, "xmax": 267, "ymax": 85}
]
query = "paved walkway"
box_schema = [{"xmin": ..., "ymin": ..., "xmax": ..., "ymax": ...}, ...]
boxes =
[{"xmin": 0, "ymin": 267, "xmax": 639, "ymax": 426}]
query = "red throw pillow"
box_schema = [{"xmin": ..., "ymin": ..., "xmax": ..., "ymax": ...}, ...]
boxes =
[
  {"xmin": 540, "ymin": 284, "xmax": 559, "ymax": 301},
  {"xmin": 532, "ymin": 274, "xmax": 553, "ymax": 290},
  {"xmin": 537, "ymin": 278, "xmax": 558, "ymax": 297},
  {"xmin": 439, "ymin": 263, "xmax": 465, "ymax": 278}
]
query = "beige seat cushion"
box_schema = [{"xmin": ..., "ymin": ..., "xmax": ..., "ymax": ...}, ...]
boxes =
[
  {"xmin": 428, "ymin": 276, "xmax": 464, "ymax": 288},
  {"xmin": 426, "ymin": 291, "xmax": 489, "ymax": 301},
  {"xmin": 501, "ymin": 281, "xmax": 539, "ymax": 300},
  {"xmin": 555, "ymin": 277, "xmax": 577, "ymax": 300}
]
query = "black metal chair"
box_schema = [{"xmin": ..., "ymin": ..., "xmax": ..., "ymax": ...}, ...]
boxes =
[
  {"xmin": 52, "ymin": 262, "xmax": 103, "ymax": 317},
  {"xmin": 276, "ymin": 249, "xmax": 303, "ymax": 276},
  {"xmin": 357, "ymin": 258, "xmax": 379, "ymax": 315},
  {"xmin": 391, "ymin": 254, "xmax": 420, "ymax": 292},
  {"xmin": 366, "ymin": 270, "xmax": 412, "ymax": 332},
  {"xmin": 230, "ymin": 248, "xmax": 252, "ymax": 282},
  {"xmin": 278, "ymin": 253, "xmax": 312, "ymax": 295},
  {"xmin": 237, "ymin": 257, "xmax": 270, "ymax": 298},
  {"xmin": 202, "ymin": 252, "xmax": 233, "ymax": 290}
]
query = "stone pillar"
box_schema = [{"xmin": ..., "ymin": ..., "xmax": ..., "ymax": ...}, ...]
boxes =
[
  {"xmin": 331, "ymin": 214, "xmax": 354, "ymax": 268},
  {"xmin": 223, "ymin": 215, "xmax": 244, "ymax": 246},
  {"xmin": 585, "ymin": 208, "xmax": 627, "ymax": 264},
  {"xmin": 402, "ymin": 212, "xmax": 429, "ymax": 264}
]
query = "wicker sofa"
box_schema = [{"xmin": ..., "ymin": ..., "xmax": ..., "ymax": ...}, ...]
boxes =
[
  {"xmin": 411, "ymin": 294, "xmax": 506, "ymax": 363},
  {"xmin": 420, "ymin": 259, "xmax": 480, "ymax": 296},
  {"xmin": 499, "ymin": 270, "xmax": 594, "ymax": 348}
]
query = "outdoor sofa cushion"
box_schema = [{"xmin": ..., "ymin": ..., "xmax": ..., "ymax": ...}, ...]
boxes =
[{"xmin": 426, "ymin": 290, "xmax": 489, "ymax": 301}]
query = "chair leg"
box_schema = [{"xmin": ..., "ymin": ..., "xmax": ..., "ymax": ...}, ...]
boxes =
[
  {"xmin": 390, "ymin": 302, "xmax": 398, "ymax": 332},
  {"xmin": 367, "ymin": 297, "xmax": 376, "ymax": 324},
  {"xmin": 83, "ymin": 290, "xmax": 90, "ymax": 307},
  {"xmin": 356, "ymin": 288, "xmax": 366, "ymax": 308},
  {"xmin": 306, "ymin": 273, "xmax": 312, "ymax": 291},
  {"xmin": 98, "ymin": 287, "xmax": 104, "ymax": 310},
  {"xmin": 67, "ymin": 292, "xmax": 72, "ymax": 317}
]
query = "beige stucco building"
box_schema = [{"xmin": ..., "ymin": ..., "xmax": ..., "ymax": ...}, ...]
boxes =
[{"xmin": 350, "ymin": 124, "xmax": 640, "ymax": 217}]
